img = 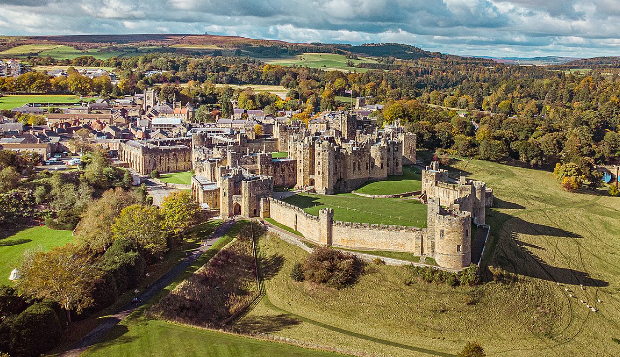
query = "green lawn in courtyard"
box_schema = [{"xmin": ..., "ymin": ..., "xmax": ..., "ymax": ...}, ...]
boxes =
[
  {"xmin": 283, "ymin": 193, "xmax": 427, "ymax": 227},
  {"xmin": 355, "ymin": 166, "xmax": 422, "ymax": 195},
  {"xmin": 159, "ymin": 171, "xmax": 192, "ymax": 185},
  {"xmin": 0, "ymin": 94, "xmax": 82, "ymax": 110},
  {"xmin": 272, "ymin": 152, "xmax": 288, "ymax": 159},
  {"xmin": 0, "ymin": 226, "xmax": 74, "ymax": 281}
]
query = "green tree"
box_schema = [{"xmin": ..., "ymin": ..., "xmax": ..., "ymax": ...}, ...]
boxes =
[
  {"xmin": 112, "ymin": 205, "xmax": 168, "ymax": 257},
  {"xmin": 160, "ymin": 191, "xmax": 201, "ymax": 238},
  {"xmin": 0, "ymin": 167, "xmax": 20, "ymax": 193}
]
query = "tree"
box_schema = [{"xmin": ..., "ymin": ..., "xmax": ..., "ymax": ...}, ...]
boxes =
[
  {"xmin": 17, "ymin": 244, "xmax": 100, "ymax": 323},
  {"xmin": 193, "ymin": 105, "xmax": 213, "ymax": 123},
  {"xmin": 160, "ymin": 191, "xmax": 201, "ymax": 238},
  {"xmin": 75, "ymin": 188, "xmax": 142, "ymax": 252},
  {"xmin": 112, "ymin": 205, "xmax": 168, "ymax": 258},
  {"xmin": 458, "ymin": 341, "xmax": 485, "ymax": 357},
  {"xmin": 0, "ymin": 167, "xmax": 20, "ymax": 193},
  {"xmin": 254, "ymin": 124, "xmax": 264, "ymax": 136}
]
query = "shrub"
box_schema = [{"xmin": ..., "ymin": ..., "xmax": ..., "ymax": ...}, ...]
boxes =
[
  {"xmin": 290, "ymin": 262, "xmax": 305, "ymax": 282},
  {"xmin": 459, "ymin": 264, "xmax": 480, "ymax": 286},
  {"xmin": 0, "ymin": 286, "xmax": 28, "ymax": 319},
  {"xmin": 372, "ymin": 257, "xmax": 385, "ymax": 265},
  {"xmin": 5, "ymin": 301, "xmax": 64, "ymax": 357},
  {"xmin": 561, "ymin": 176, "xmax": 580, "ymax": 191},
  {"xmin": 150, "ymin": 170, "xmax": 160, "ymax": 179},
  {"xmin": 302, "ymin": 247, "xmax": 364, "ymax": 289},
  {"xmin": 609, "ymin": 185, "xmax": 619, "ymax": 197},
  {"xmin": 458, "ymin": 341, "xmax": 485, "ymax": 357}
]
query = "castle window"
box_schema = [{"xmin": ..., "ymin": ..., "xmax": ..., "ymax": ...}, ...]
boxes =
[
  {"xmin": 440, "ymin": 230, "xmax": 444, "ymax": 239},
  {"xmin": 457, "ymin": 245, "xmax": 461, "ymax": 252}
]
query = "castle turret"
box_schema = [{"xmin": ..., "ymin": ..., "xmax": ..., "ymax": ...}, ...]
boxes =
[{"xmin": 427, "ymin": 199, "xmax": 471, "ymax": 269}]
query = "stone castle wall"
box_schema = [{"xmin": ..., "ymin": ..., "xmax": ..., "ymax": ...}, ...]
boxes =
[
  {"xmin": 264, "ymin": 198, "xmax": 428, "ymax": 258},
  {"xmin": 120, "ymin": 140, "xmax": 191, "ymax": 175}
]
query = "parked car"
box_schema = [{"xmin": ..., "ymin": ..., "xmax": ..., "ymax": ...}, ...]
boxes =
[
  {"xmin": 45, "ymin": 158, "xmax": 59, "ymax": 165},
  {"xmin": 67, "ymin": 158, "xmax": 81, "ymax": 166}
]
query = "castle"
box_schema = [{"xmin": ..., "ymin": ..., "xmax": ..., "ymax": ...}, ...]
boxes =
[{"xmin": 188, "ymin": 112, "xmax": 491, "ymax": 270}]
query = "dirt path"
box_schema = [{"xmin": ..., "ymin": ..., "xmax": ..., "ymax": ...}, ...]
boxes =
[{"xmin": 59, "ymin": 219, "xmax": 237, "ymax": 357}]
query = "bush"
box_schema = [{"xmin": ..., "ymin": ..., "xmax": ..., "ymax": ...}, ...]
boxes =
[
  {"xmin": 302, "ymin": 247, "xmax": 364, "ymax": 289},
  {"xmin": 290, "ymin": 262, "xmax": 305, "ymax": 282},
  {"xmin": 458, "ymin": 341, "xmax": 485, "ymax": 357},
  {"xmin": 5, "ymin": 301, "xmax": 64, "ymax": 357},
  {"xmin": 459, "ymin": 264, "xmax": 480, "ymax": 286},
  {"xmin": 609, "ymin": 185, "xmax": 619, "ymax": 197},
  {"xmin": 0, "ymin": 286, "xmax": 28, "ymax": 319},
  {"xmin": 150, "ymin": 170, "xmax": 160, "ymax": 179}
]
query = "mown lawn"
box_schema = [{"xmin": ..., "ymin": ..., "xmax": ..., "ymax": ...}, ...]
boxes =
[
  {"xmin": 0, "ymin": 226, "xmax": 73, "ymax": 281},
  {"xmin": 354, "ymin": 166, "xmax": 422, "ymax": 195},
  {"xmin": 0, "ymin": 94, "xmax": 82, "ymax": 110},
  {"xmin": 272, "ymin": 152, "xmax": 288, "ymax": 159},
  {"xmin": 83, "ymin": 316, "xmax": 350, "ymax": 357},
  {"xmin": 159, "ymin": 171, "xmax": 192, "ymax": 185},
  {"xmin": 283, "ymin": 192, "xmax": 427, "ymax": 227}
]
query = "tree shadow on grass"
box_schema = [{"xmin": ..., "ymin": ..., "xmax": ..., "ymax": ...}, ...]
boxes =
[
  {"xmin": 0, "ymin": 238, "xmax": 31, "ymax": 247},
  {"xmin": 493, "ymin": 198, "xmax": 525, "ymax": 210},
  {"xmin": 83, "ymin": 325, "xmax": 136, "ymax": 352},
  {"xmin": 485, "ymin": 211, "xmax": 607, "ymax": 287},
  {"xmin": 259, "ymin": 254, "xmax": 284, "ymax": 280},
  {"xmin": 234, "ymin": 314, "xmax": 301, "ymax": 334}
]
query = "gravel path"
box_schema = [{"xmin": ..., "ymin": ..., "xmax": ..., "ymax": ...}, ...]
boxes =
[{"xmin": 59, "ymin": 219, "xmax": 237, "ymax": 357}]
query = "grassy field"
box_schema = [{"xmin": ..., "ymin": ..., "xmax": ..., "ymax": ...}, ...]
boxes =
[
  {"xmin": 234, "ymin": 159, "xmax": 620, "ymax": 356},
  {"xmin": 234, "ymin": 157, "xmax": 620, "ymax": 357},
  {"xmin": 214, "ymin": 83, "xmax": 288, "ymax": 98},
  {"xmin": 0, "ymin": 226, "xmax": 73, "ymax": 281},
  {"xmin": 264, "ymin": 53, "xmax": 378, "ymax": 73},
  {"xmin": 159, "ymin": 171, "xmax": 192, "ymax": 185},
  {"xmin": 84, "ymin": 315, "xmax": 350, "ymax": 357},
  {"xmin": 355, "ymin": 166, "xmax": 422, "ymax": 195},
  {"xmin": 0, "ymin": 94, "xmax": 82, "ymax": 110},
  {"xmin": 1, "ymin": 44, "xmax": 127, "ymax": 60},
  {"xmin": 272, "ymin": 152, "xmax": 288, "ymax": 159},
  {"xmin": 283, "ymin": 193, "xmax": 427, "ymax": 227}
]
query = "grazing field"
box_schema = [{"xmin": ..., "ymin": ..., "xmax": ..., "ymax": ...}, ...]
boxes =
[
  {"xmin": 1, "ymin": 44, "xmax": 129, "ymax": 59},
  {"xmin": 0, "ymin": 94, "xmax": 82, "ymax": 110},
  {"xmin": 264, "ymin": 53, "xmax": 378, "ymax": 72},
  {"xmin": 159, "ymin": 171, "xmax": 192, "ymax": 185},
  {"xmin": 237, "ymin": 159, "xmax": 620, "ymax": 357},
  {"xmin": 354, "ymin": 166, "xmax": 422, "ymax": 195},
  {"xmin": 283, "ymin": 193, "xmax": 427, "ymax": 227},
  {"xmin": 0, "ymin": 226, "xmax": 73, "ymax": 281}
]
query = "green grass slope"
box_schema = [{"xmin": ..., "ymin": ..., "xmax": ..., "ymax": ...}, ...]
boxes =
[
  {"xmin": 0, "ymin": 94, "xmax": 82, "ymax": 110},
  {"xmin": 236, "ymin": 159, "xmax": 620, "ymax": 357},
  {"xmin": 0, "ymin": 226, "xmax": 74, "ymax": 280}
]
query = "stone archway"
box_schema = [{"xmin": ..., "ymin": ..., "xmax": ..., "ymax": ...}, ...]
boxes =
[{"xmin": 233, "ymin": 203, "xmax": 242, "ymax": 216}]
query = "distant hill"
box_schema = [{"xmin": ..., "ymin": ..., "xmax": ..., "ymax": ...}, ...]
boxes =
[
  {"xmin": 481, "ymin": 56, "xmax": 580, "ymax": 66},
  {"xmin": 335, "ymin": 43, "xmax": 436, "ymax": 60},
  {"xmin": 558, "ymin": 56, "xmax": 620, "ymax": 68}
]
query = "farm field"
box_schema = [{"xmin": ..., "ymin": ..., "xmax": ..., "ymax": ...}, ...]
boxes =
[
  {"xmin": 214, "ymin": 83, "xmax": 288, "ymax": 98},
  {"xmin": 354, "ymin": 166, "xmax": 422, "ymax": 195},
  {"xmin": 159, "ymin": 171, "xmax": 192, "ymax": 185},
  {"xmin": 0, "ymin": 94, "xmax": 82, "ymax": 110},
  {"xmin": 0, "ymin": 226, "xmax": 73, "ymax": 281},
  {"xmin": 236, "ymin": 159, "xmax": 620, "ymax": 357},
  {"xmin": 1, "ymin": 44, "xmax": 130, "ymax": 59},
  {"xmin": 264, "ymin": 53, "xmax": 378, "ymax": 72},
  {"xmin": 283, "ymin": 192, "xmax": 427, "ymax": 227}
]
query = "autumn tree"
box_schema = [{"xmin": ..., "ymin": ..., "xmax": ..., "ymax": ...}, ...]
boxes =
[
  {"xmin": 160, "ymin": 191, "xmax": 201, "ymax": 240},
  {"xmin": 458, "ymin": 341, "xmax": 485, "ymax": 357},
  {"xmin": 75, "ymin": 188, "xmax": 142, "ymax": 252},
  {"xmin": 17, "ymin": 244, "xmax": 100, "ymax": 323}
]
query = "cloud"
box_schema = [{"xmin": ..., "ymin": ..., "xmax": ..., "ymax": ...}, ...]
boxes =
[{"xmin": 0, "ymin": 0, "xmax": 620, "ymax": 57}]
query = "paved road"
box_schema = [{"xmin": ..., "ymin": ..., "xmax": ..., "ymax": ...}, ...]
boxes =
[
  {"xmin": 144, "ymin": 178, "xmax": 181, "ymax": 206},
  {"xmin": 59, "ymin": 219, "xmax": 237, "ymax": 357}
]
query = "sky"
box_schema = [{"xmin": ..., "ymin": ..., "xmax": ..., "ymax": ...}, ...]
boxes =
[{"xmin": 1, "ymin": 0, "xmax": 620, "ymax": 58}]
